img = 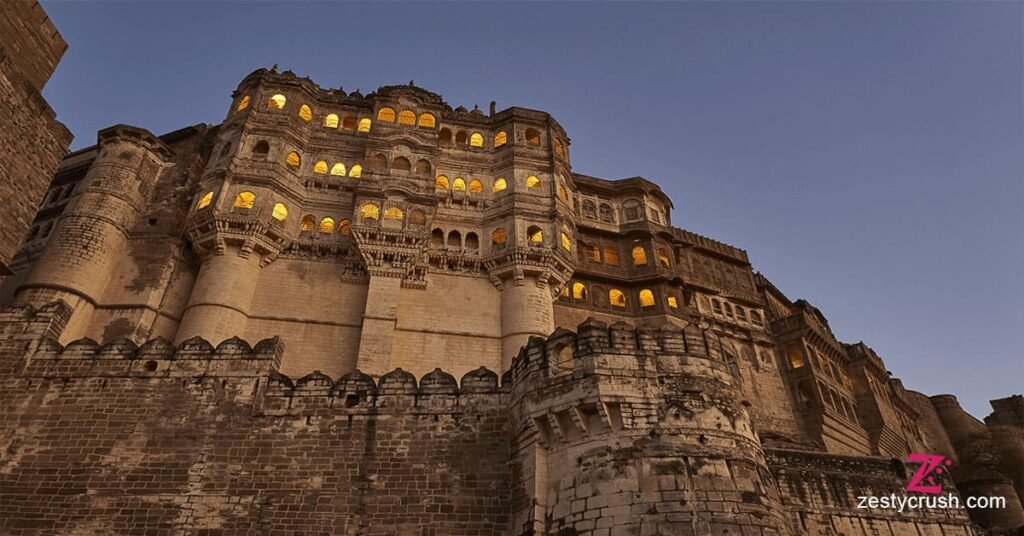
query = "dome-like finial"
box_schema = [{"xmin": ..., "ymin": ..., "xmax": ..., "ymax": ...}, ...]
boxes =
[{"xmin": 270, "ymin": 64, "xmax": 278, "ymax": 73}]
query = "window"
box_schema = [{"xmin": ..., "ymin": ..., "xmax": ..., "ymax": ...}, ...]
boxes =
[
  {"xmin": 377, "ymin": 107, "xmax": 396, "ymax": 122},
  {"xmin": 447, "ymin": 230, "xmax": 461, "ymax": 248},
  {"xmin": 470, "ymin": 132, "xmax": 484, "ymax": 147},
  {"xmin": 196, "ymin": 191, "xmax": 213, "ymax": 209},
  {"xmin": 491, "ymin": 228, "xmax": 506, "ymax": 246},
  {"xmin": 358, "ymin": 118, "xmax": 372, "ymax": 132},
  {"xmin": 712, "ymin": 299, "xmax": 723, "ymax": 314},
  {"xmin": 786, "ymin": 344, "xmax": 806, "ymax": 369},
  {"xmin": 233, "ymin": 191, "xmax": 255, "ymax": 209},
  {"xmin": 604, "ymin": 246, "xmax": 620, "ymax": 265},
  {"xmin": 392, "ymin": 157, "xmax": 411, "ymax": 171},
  {"xmin": 493, "ymin": 178, "xmax": 507, "ymax": 192},
  {"xmin": 268, "ymin": 94, "xmax": 287, "ymax": 109},
  {"xmin": 582, "ymin": 200, "xmax": 597, "ymax": 218},
  {"xmin": 527, "ymin": 226, "xmax": 543, "ymax": 243},
  {"xmin": 468, "ymin": 179, "xmax": 483, "ymax": 193},
  {"xmin": 408, "ymin": 209, "xmax": 426, "ymax": 225},
  {"xmin": 360, "ymin": 204, "xmax": 380, "ymax": 221},
  {"xmin": 435, "ymin": 176, "xmax": 450, "ymax": 189},
  {"xmin": 560, "ymin": 233, "xmax": 571, "ymax": 251},
  {"xmin": 723, "ymin": 302, "xmax": 734, "ymax": 318},
  {"xmin": 398, "ymin": 110, "xmax": 415, "ymax": 125},
  {"xmin": 236, "ymin": 95, "xmax": 250, "ymax": 112},
  {"xmin": 319, "ymin": 217, "xmax": 335, "ymax": 233},
  {"xmin": 649, "ymin": 209, "xmax": 661, "ymax": 223},
  {"xmin": 342, "ymin": 116, "xmax": 357, "ymax": 130},
  {"xmin": 384, "ymin": 207, "xmax": 403, "ymax": 220},
  {"xmin": 599, "ymin": 203, "xmax": 614, "ymax": 222},
  {"xmin": 338, "ymin": 219, "xmax": 351, "ymax": 235},
  {"xmin": 330, "ymin": 163, "xmax": 346, "ymax": 176},
  {"xmin": 525, "ymin": 128, "xmax": 540, "ymax": 145},
  {"xmin": 525, "ymin": 175, "xmax": 541, "ymax": 189},
  {"xmin": 415, "ymin": 159, "xmax": 431, "ymax": 177},
  {"xmin": 452, "ymin": 177, "xmax": 467, "ymax": 191},
  {"xmin": 300, "ymin": 215, "xmax": 316, "ymax": 232},
  {"xmin": 299, "ymin": 104, "xmax": 313, "ymax": 122},
  {"xmin": 313, "ymin": 160, "xmax": 328, "ymax": 174},
  {"xmin": 494, "ymin": 131, "xmax": 507, "ymax": 147},
  {"xmin": 736, "ymin": 306, "xmax": 747, "ymax": 322},
  {"xmin": 465, "ymin": 232, "xmax": 479, "ymax": 250},
  {"xmin": 657, "ymin": 247, "xmax": 671, "ymax": 268},
  {"xmin": 639, "ymin": 289, "xmax": 655, "ymax": 308},
  {"xmin": 349, "ymin": 165, "xmax": 362, "ymax": 178},
  {"xmin": 667, "ymin": 296, "xmax": 679, "ymax": 309},
  {"xmin": 439, "ymin": 128, "xmax": 452, "ymax": 143},
  {"xmin": 554, "ymin": 139, "xmax": 565, "ymax": 157},
  {"xmin": 324, "ymin": 114, "xmax": 339, "ymax": 128},
  {"xmin": 272, "ymin": 203, "xmax": 288, "ymax": 221},
  {"xmin": 610, "ymin": 289, "xmax": 626, "ymax": 308},
  {"xmin": 585, "ymin": 244, "xmax": 601, "ymax": 262},
  {"xmin": 252, "ymin": 140, "xmax": 270, "ymax": 158},
  {"xmin": 418, "ymin": 113, "xmax": 436, "ymax": 128},
  {"xmin": 431, "ymin": 228, "xmax": 444, "ymax": 246},
  {"xmin": 623, "ymin": 199, "xmax": 642, "ymax": 221},
  {"xmin": 751, "ymin": 311, "xmax": 764, "ymax": 327},
  {"xmin": 631, "ymin": 245, "xmax": 647, "ymax": 266},
  {"xmin": 285, "ymin": 151, "xmax": 301, "ymax": 169},
  {"xmin": 370, "ymin": 154, "xmax": 388, "ymax": 171},
  {"xmin": 572, "ymin": 282, "xmax": 587, "ymax": 301},
  {"xmin": 558, "ymin": 184, "xmax": 568, "ymax": 200}
]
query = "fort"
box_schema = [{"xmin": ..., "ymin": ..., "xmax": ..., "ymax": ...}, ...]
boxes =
[{"xmin": 0, "ymin": 2, "xmax": 1021, "ymax": 534}]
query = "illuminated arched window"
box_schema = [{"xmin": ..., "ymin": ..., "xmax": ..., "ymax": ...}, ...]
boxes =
[
  {"xmin": 272, "ymin": 203, "xmax": 288, "ymax": 221},
  {"xmin": 418, "ymin": 113, "xmax": 436, "ymax": 128},
  {"xmin": 525, "ymin": 175, "xmax": 541, "ymax": 189},
  {"xmin": 604, "ymin": 246, "xmax": 620, "ymax": 265},
  {"xmin": 196, "ymin": 191, "xmax": 213, "ymax": 209},
  {"xmin": 300, "ymin": 215, "xmax": 316, "ymax": 232},
  {"xmin": 452, "ymin": 177, "xmax": 467, "ymax": 192},
  {"xmin": 298, "ymin": 104, "xmax": 313, "ymax": 122},
  {"xmin": 527, "ymin": 226, "xmax": 543, "ymax": 243},
  {"xmin": 632, "ymin": 245, "xmax": 647, "ymax": 266},
  {"xmin": 493, "ymin": 178, "xmax": 507, "ymax": 192},
  {"xmin": 435, "ymin": 175, "xmax": 450, "ymax": 189},
  {"xmin": 342, "ymin": 116, "xmax": 357, "ymax": 130},
  {"xmin": 324, "ymin": 113, "xmax": 339, "ymax": 128},
  {"xmin": 233, "ymin": 191, "xmax": 256, "ymax": 209},
  {"xmin": 470, "ymin": 132, "xmax": 484, "ymax": 147},
  {"xmin": 338, "ymin": 219, "xmax": 351, "ymax": 235},
  {"xmin": 330, "ymin": 163, "xmax": 347, "ymax": 176},
  {"xmin": 572, "ymin": 282, "xmax": 587, "ymax": 301},
  {"xmin": 236, "ymin": 95, "xmax": 250, "ymax": 112},
  {"xmin": 285, "ymin": 151, "xmax": 301, "ymax": 169},
  {"xmin": 658, "ymin": 247, "xmax": 671, "ymax": 267},
  {"xmin": 491, "ymin": 228, "xmax": 506, "ymax": 245},
  {"xmin": 786, "ymin": 344, "xmax": 806, "ymax": 369},
  {"xmin": 358, "ymin": 118, "xmax": 372, "ymax": 132},
  {"xmin": 319, "ymin": 217, "xmax": 335, "ymax": 233},
  {"xmin": 494, "ymin": 131, "xmax": 507, "ymax": 147},
  {"xmin": 560, "ymin": 233, "xmax": 571, "ymax": 251},
  {"xmin": 313, "ymin": 160, "xmax": 328, "ymax": 174},
  {"xmin": 525, "ymin": 128, "xmax": 540, "ymax": 145},
  {"xmin": 384, "ymin": 207, "xmax": 403, "ymax": 221},
  {"xmin": 667, "ymin": 296, "xmax": 679, "ymax": 309},
  {"xmin": 398, "ymin": 110, "xmax": 416, "ymax": 125},
  {"xmin": 639, "ymin": 289, "xmax": 655, "ymax": 308},
  {"xmin": 377, "ymin": 107, "xmax": 396, "ymax": 122},
  {"xmin": 349, "ymin": 164, "xmax": 362, "ymax": 178},
  {"xmin": 393, "ymin": 157, "xmax": 411, "ymax": 171},
  {"xmin": 468, "ymin": 179, "xmax": 483, "ymax": 193},
  {"xmin": 268, "ymin": 93, "xmax": 287, "ymax": 109},
  {"xmin": 360, "ymin": 204, "xmax": 380, "ymax": 221},
  {"xmin": 610, "ymin": 289, "xmax": 626, "ymax": 308}
]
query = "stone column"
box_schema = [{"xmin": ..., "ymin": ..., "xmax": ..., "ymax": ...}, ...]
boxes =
[
  {"xmin": 174, "ymin": 246, "xmax": 265, "ymax": 344},
  {"xmin": 354, "ymin": 275, "xmax": 403, "ymax": 376},
  {"xmin": 498, "ymin": 274, "xmax": 555, "ymax": 372}
]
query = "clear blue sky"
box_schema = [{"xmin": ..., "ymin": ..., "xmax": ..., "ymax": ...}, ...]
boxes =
[{"xmin": 42, "ymin": 1, "xmax": 1022, "ymax": 418}]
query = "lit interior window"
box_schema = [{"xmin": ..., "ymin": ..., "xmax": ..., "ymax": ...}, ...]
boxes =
[
  {"xmin": 494, "ymin": 131, "xmax": 507, "ymax": 147},
  {"xmin": 272, "ymin": 203, "xmax": 288, "ymax": 221},
  {"xmin": 330, "ymin": 163, "xmax": 346, "ymax": 176},
  {"xmin": 300, "ymin": 215, "xmax": 315, "ymax": 232},
  {"xmin": 491, "ymin": 228, "xmax": 506, "ymax": 245},
  {"xmin": 269, "ymin": 94, "xmax": 287, "ymax": 109},
  {"xmin": 452, "ymin": 177, "xmax": 466, "ymax": 191},
  {"xmin": 525, "ymin": 175, "xmax": 541, "ymax": 188},
  {"xmin": 233, "ymin": 191, "xmax": 255, "ymax": 209},
  {"xmin": 632, "ymin": 245, "xmax": 647, "ymax": 266},
  {"xmin": 639, "ymin": 289, "xmax": 655, "ymax": 308},
  {"xmin": 319, "ymin": 217, "xmax": 335, "ymax": 233},
  {"xmin": 384, "ymin": 207, "xmax": 404, "ymax": 220},
  {"xmin": 667, "ymin": 296, "xmax": 679, "ymax": 309},
  {"xmin": 313, "ymin": 161, "xmax": 328, "ymax": 174},
  {"xmin": 236, "ymin": 95, "xmax": 250, "ymax": 112},
  {"xmin": 398, "ymin": 110, "xmax": 416, "ymax": 125},
  {"xmin": 196, "ymin": 191, "xmax": 213, "ymax": 209},
  {"xmin": 525, "ymin": 128, "xmax": 540, "ymax": 145},
  {"xmin": 338, "ymin": 219, "xmax": 351, "ymax": 235},
  {"xmin": 377, "ymin": 107, "xmax": 396, "ymax": 122},
  {"xmin": 604, "ymin": 246, "xmax": 620, "ymax": 265},
  {"xmin": 572, "ymin": 282, "xmax": 587, "ymax": 300},
  {"xmin": 286, "ymin": 151, "xmax": 301, "ymax": 169},
  {"xmin": 560, "ymin": 233, "xmax": 571, "ymax": 251},
  {"xmin": 787, "ymin": 344, "xmax": 806, "ymax": 369},
  {"xmin": 610, "ymin": 289, "xmax": 626, "ymax": 308},
  {"xmin": 527, "ymin": 226, "xmax": 543, "ymax": 243},
  {"xmin": 418, "ymin": 113, "xmax": 436, "ymax": 128},
  {"xmin": 299, "ymin": 104, "xmax": 313, "ymax": 122},
  {"xmin": 658, "ymin": 248, "xmax": 671, "ymax": 267},
  {"xmin": 358, "ymin": 118, "xmax": 372, "ymax": 132},
  {"xmin": 468, "ymin": 179, "xmax": 483, "ymax": 193},
  {"xmin": 435, "ymin": 175, "xmax": 450, "ymax": 189},
  {"xmin": 470, "ymin": 132, "xmax": 484, "ymax": 147},
  {"xmin": 493, "ymin": 178, "xmax": 507, "ymax": 192},
  {"xmin": 324, "ymin": 113, "xmax": 339, "ymax": 128},
  {"xmin": 349, "ymin": 164, "xmax": 362, "ymax": 178},
  {"xmin": 360, "ymin": 204, "xmax": 380, "ymax": 220}
]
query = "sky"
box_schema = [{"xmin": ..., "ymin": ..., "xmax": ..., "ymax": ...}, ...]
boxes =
[{"xmin": 41, "ymin": 1, "xmax": 1022, "ymax": 418}]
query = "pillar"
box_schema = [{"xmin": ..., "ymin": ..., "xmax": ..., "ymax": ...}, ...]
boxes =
[
  {"xmin": 354, "ymin": 275, "xmax": 403, "ymax": 376},
  {"xmin": 174, "ymin": 247, "xmax": 264, "ymax": 344},
  {"xmin": 498, "ymin": 275, "xmax": 555, "ymax": 372}
]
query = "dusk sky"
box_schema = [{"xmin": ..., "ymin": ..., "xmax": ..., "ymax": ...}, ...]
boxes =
[{"xmin": 41, "ymin": 1, "xmax": 1022, "ymax": 418}]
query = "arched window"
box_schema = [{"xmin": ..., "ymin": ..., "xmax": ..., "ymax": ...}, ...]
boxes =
[
  {"xmin": 667, "ymin": 295, "xmax": 679, "ymax": 309},
  {"xmin": 370, "ymin": 154, "xmax": 388, "ymax": 171},
  {"xmin": 639, "ymin": 289, "xmax": 655, "ymax": 308},
  {"xmin": 330, "ymin": 163, "xmax": 347, "ymax": 176},
  {"xmin": 323, "ymin": 113, "xmax": 339, "ymax": 128},
  {"xmin": 470, "ymin": 132, "xmax": 484, "ymax": 147},
  {"xmin": 415, "ymin": 159, "xmax": 431, "ymax": 177},
  {"xmin": 360, "ymin": 204, "xmax": 380, "ymax": 221},
  {"xmin": 313, "ymin": 160, "xmax": 328, "ymax": 174},
  {"xmin": 465, "ymin": 232, "xmax": 479, "ymax": 250},
  {"xmin": 300, "ymin": 215, "xmax": 316, "ymax": 232},
  {"xmin": 377, "ymin": 107, "xmax": 396, "ymax": 122},
  {"xmin": 572, "ymin": 282, "xmax": 587, "ymax": 301},
  {"xmin": 599, "ymin": 203, "xmax": 614, "ymax": 222},
  {"xmin": 298, "ymin": 104, "xmax": 313, "ymax": 122},
  {"xmin": 439, "ymin": 128, "xmax": 452, "ymax": 143},
  {"xmin": 452, "ymin": 177, "xmax": 467, "ymax": 192},
  {"xmin": 724, "ymin": 302, "xmax": 734, "ymax": 318},
  {"xmin": 582, "ymin": 200, "xmax": 597, "ymax": 218},
  {"xmin": 468, "ymin": 179, "xmax": 483, "ymax": 193},
  {"xmin": 349, "ymin": 164, "xmax": 362, "ymax": 178},
  {"xmin": 358, "ymin": 118, "xmax": 372, "ymax": 132},
  {"xmin": 736, "ymin": 306, "xmax": 747, "ymax": 322},
  {"xmin": 712, "ymin": 299, "xmax": 723, "ymax": 314},
  {"xmin": 631, "ymin": 245, "xmax": 647, "ymax": 266},
  {"xmin": 435, "ymin": 175, "xmax": 450, "ymax": 189},
  {"xmin": 268, "ymin": 94, "xmax": 287, "ymax": 109},
  {"xmin": 285, "ymin": 151, "xmax": 301, "ymax": 169},
  {"xmin": 319, "ymin": 217, "xmax": 335, "ymax": 233},
  {"xmin": 272, "ymin": 203, "xmax": 288, "ymax": 221},
  {"xmin": 657, "ymin": 247, "xmax": 671, "ymax": 267},
  {"xmin": 527, "ymin": 226, "xmax": 543, "ymax": 243},
  {"xmin": 342, "ymin": 116, "xmax": 357, "ymax": 130},
  {"xmin": 493, "ymin": 178, "xmax": 507, "ymax": 192},
  {"xmin": 196, "ymin": 191, "xmax": 213, "ymax": 209},
  {"xmin": 455, "ymin": 131, "xmax": 468, "ymax": 145},
  {"xmin": 418, "ymin": 113, "xmax": 436, "ymax": 128},
  {"xmin": 494, "ymin": 131, "xmax": 507, "ymax": 147},
  {"xmin": 384, "ymin": 207, "xmax": 403, "ymax": 220},
  {"xmin": 610, "ymin": 289, "xmax": 626, "ymax": 308},
  {"xmin": 398, "ymin": 110, "xmax": 416, "ymax": 125},
  {"xmin": 431, "ymin": 228, "xmax": 444, "ymax": 246},
  {"xmin": 252, "ymin": 140, "xmax": 270, "ymax": 158},
  {"xmin": 338, "ymin": 219, "xmax": 351, "ymax": 235},
  {"xmin": 604, "ymin": 245, "xmax": 620, "ymax": 265},
  {"xmin": 786, "ymin": 344, "xmax": 806, "ymax": 369},
  {"xmin": 750, "ymin": 311, "xmax": 764, "ymax": 327},
  {"xmin": 447, "ymin": 230, "xmax": 462, "ymax": 248},
  {"xmin": 236, "ymin": 95, "xmax": 250, "ymax": 112},
  {"xmin": 392, "ymin": 157, "xmax": 411, "ymax": 171},
  {"xmin": 525, "ymin": 128, "xmax": 540, "ymax": 145},
  {"xmin": 233, "ymin": 191, "xmax": 256, "ymax": 210},
  {"xmin": 491, "ymin": 228, "xmax": 506, "ymax": 246},
  {"xmin": 408, "ymin": 209, "xmax": 426, "ymax": 225},
  {"xmin": 585, "ymin": 244, "xmax": 600, "ymax": 262},
  {"xmin": 560, "ymin": 233, "xmax": 571, "ymax": 251},
  {"xmin": 525, "ymin": 175, "xmax": 541, "ymax": 189}
]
